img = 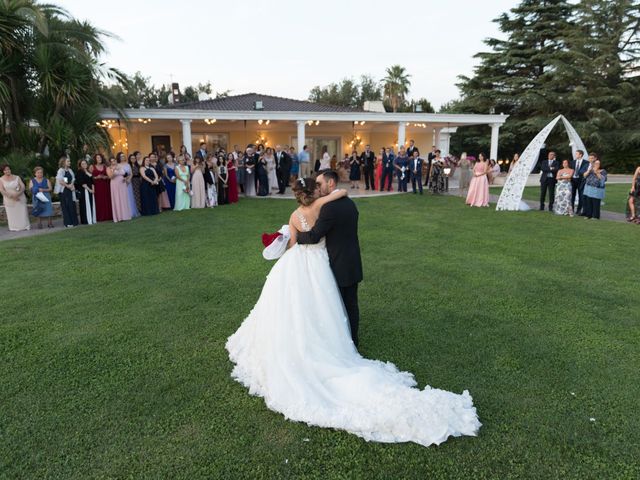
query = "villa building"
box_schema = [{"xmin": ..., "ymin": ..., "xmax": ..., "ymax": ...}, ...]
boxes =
[{"xmin": 100, "ymin": 93, "xmax": 508, "ymax": 161}]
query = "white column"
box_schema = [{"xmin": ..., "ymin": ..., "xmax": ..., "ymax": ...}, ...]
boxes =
[
  {"xmin": 397, "ymin": 122, "xmax": 406, "ymax": 149},
  {"xmin": 434, "ymin": 127, "xmax": 442, "ymax": 151},
  {"xmin": 180, "ymin": 119, "xmax": 192, "ymax": 155},
  {"xmin": 296, "ymin": 121, "xmax": 306, "ymax": 158},
  {"xmin": 490, "ymin": 123, "xmax": 501, "ymax": 160}
]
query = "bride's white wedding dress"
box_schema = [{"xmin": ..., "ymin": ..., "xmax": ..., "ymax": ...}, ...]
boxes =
[{"xmin": 226, "ymin": 212, "xmax": 481, "ymax": 447}]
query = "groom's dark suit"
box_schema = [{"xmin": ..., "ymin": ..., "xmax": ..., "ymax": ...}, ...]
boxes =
[{"xmin": 297, "ymin": 196, "xmax": 363, "ymax": 347}]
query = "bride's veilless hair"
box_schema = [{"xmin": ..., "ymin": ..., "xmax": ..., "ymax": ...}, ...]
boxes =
[{"xmin": 292, "ymin": 177, "xmax": 317, "ymax": 206}]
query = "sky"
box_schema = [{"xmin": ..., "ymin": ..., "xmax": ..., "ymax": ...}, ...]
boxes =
[{"xmin": 59, "ymin": 0, "xmax": 517, "ymax": 110}]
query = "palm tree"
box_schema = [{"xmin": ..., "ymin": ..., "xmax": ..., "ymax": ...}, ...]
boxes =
[
  {"xmin": 382, "ymin": 65, "xmax": 411, "ymax": 112},
  {"xmin": 0, "ymin": 0, "xmax": 127, "ymax": 169}
]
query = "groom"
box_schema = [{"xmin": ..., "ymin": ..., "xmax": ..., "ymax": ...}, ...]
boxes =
[{"xmin": 297, "ymin": 170, "xmax": 363, "ymax": 347}]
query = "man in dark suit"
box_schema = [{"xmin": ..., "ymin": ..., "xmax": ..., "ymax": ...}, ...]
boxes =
[
  {"xmin": 410, "ymin": 150, "xmax": 423, "ymax": 194},
  {"xmin": 424, "ymin": 145, "xmax": 436, "ymax": 186},
  {"xmin": 297, "ymin": 170, "xmax": 363, "ymax": 348},
  {"xmin": 194, "ymin": 142, "xmax": 207, "ymax": 162},
  {"xmin": 361, "ymin": 145, "xmax": 376, "ymax": 190},
  {"xmin": 539, "ymin": 150, "xmax": 560, "ymax": 211},
  {"xmin": 406, "ymin": 139, "xmax": 419, "ymax": 159},
  {"xmin": 380, "ymin": 147, "xmax": 395, "ymax": 192},
  {"xmin": 571, "ymin": 149, "xmax": 589, "ymax": 215},
  {"xmin": 274, "ymin": 144, "xmax": 291, "ymax": 194}
]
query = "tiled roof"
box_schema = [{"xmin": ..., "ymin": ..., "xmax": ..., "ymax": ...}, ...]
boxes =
[{"xmin": 162, "ymin": 93, "xmax": 364, "ymax": 113}]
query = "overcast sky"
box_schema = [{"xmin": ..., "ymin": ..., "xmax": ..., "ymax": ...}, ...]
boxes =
[{"xmin": 59, "ymin": 0, "xmax": 517, "ymax": 109}]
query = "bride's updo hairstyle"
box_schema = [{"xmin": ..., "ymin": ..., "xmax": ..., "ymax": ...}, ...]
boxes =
[{"xmin": 292, "ymin": 177, "xmax": 317, "ymax": 206}]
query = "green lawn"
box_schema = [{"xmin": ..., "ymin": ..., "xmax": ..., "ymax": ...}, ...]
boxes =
[
  {"xmin": 491, "ymin": 183, "xmax": 632, "ymax": 214},
  {"xmin": 1, "ymin": 196, "xmax": 639, "ymax": 479}
]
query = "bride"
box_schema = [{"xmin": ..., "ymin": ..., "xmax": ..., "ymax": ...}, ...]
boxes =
[{"xmin": 226, "ymin": 177, "xmax": 480, "ymax": 447}]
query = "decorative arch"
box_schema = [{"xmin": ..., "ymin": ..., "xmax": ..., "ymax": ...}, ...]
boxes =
[{"xmin": 496, "ymin": 115, "xmax": 588, "ymax": 211}]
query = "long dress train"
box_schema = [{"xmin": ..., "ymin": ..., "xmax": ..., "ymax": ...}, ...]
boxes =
[{"xmin": 226, "ymin": 215, "xmax": 480, "ymax": 448}]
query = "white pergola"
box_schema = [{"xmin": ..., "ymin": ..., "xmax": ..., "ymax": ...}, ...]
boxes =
[{"xmin": 100, "ymin": 108, "xmax": 509, "ymax": 159}]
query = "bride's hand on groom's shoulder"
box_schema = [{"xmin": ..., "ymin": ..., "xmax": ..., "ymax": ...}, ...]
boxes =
[{"xmin": 333, "ymin": 188, "xmax": 348, "ymax": 197}]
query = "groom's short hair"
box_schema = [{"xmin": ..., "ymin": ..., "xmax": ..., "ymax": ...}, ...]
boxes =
[{"xmin": 319, "ymin": 169, "xmax": 339, "ymax": 184}]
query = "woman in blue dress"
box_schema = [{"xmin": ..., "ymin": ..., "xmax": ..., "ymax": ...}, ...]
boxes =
[
  {"xmin": 28, "ymin": 166, "xmax": 53, "ymax": 228},
  {"xmin": 163, "ymin": 152, "xmax": 177, "ymax": 209},
  {"xmin": 349, "ymin": 150, "xmax": 362, "ymax": 189}
]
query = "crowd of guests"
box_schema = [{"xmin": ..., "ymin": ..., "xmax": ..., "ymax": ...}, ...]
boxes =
[
  {"xmin": 0, "ymin": 147, "xmax": 242, "ymax": 231},
  {"xmin": 2, "ymin": 141, "xmax": 640, "ymax": 231}
]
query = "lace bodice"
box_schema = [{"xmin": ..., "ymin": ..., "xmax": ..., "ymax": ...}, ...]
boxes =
[
  {"xmin": 295, "ymin": 210, "xmax": 311, "ymax": 232},
  {"xmin": 295, "ymin": 209, "xmax": 325, "ymax": 248}
]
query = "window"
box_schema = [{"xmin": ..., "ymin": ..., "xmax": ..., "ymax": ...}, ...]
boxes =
[
  {"xmin": 192, "ymin": 133, "xmax": 229, "ymax": 155},
  {"xmin": 292, "ymin": 136, "xmax": 341, "ymax": 165}
]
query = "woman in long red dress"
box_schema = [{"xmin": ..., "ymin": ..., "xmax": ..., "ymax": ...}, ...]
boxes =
[
  {"xmin": 90, "ymin": 153, "xmax": 113, "ymax": 221},
  {"xmin": 375, "ymin": 149, "xmax": 384, "ymax": 190},
  {"xmin": 226, "ymin": 153, "xmax": 239, "ymax": 204}
]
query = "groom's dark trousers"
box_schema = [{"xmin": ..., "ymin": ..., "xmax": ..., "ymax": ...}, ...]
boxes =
[
  {"xmin": 339, "ymin": 285, "xmax": 360, "ymax": 347},
  {"xmin": 296, "ymin": 194, "xmax": 363, "ymax": 348}
]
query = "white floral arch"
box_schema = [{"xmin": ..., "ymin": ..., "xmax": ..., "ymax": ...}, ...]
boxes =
[{"xmin": 496, "ymin": 115, "xmax": 588, "ymax": 211}]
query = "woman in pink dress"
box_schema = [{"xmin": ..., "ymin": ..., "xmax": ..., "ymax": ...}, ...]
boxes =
[
  {"xmin": 226, "ymin": 153, "xmax": 239, "ymax": 204},
  {"xmin": 107, "ymin": 157, "xmax": 132, "ymax": 222},
  {"xmin": 465, "ymin": 153, "xmax": 490, "ymax": 207},
  {"xmin": 190, "ymin": 157, "xmax": 206, "ymax": 208}
]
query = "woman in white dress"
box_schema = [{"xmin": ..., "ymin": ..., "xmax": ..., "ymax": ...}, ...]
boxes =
[
  {"xmin": 227, "ymin": 177, "xmax": 480, "ymax": 448},
  {"xmin": 264, "ymin": 147, "xmax": 278, "ymax": 192},
  {"xmin": 0, "ymin": 163, "xmax": 30, "ymax": 231},
  {"xmin": 319, "ymin": 145, "xmax": 331, "ymax": 170}
]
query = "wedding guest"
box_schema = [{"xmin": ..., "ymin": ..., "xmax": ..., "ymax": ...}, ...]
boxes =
[
  {"xmin": 226, "ymin": 153, "xmax": 239, "ymax": 204},
  {"xmin": 218, "ymin": 158, "xmax": 229, "ymax": 204},
  {"xmin": 349, "ymin": 150, "xmax": 361, "ymax": 189},
  {"xmin": 179, "ymin": 145, "xmax": 191, "ymax": 163},
  {"xmin": 275, "ymin": 144, "xmax": 291, "ymax": 194},
  {"xmin": 380, "ymin": 147, "xmax": 395, "ymax": 192},
  {"xmin": 361, "ymin": 145, "xmax": 375, "ymax": 191},
  {"xmin": 553, "ymin": 159, "xmax": 574, "ymax": 216},
  {"xmin": 466, "ymin": 153, "xmax": 490, "ymax": 207},
  {"xmin": 375, "ymin": 149, "xmax": 384, "ymax": 190},
  {"xmin": 430, "ymin": 150, "xmax": 446, "ymax": 194},
  {"xmin": 539, "ymin": 151, "xmax": 560, "ymax": 211},
  {"xmin": 55, "ymin": 156, "xmax": 79, "ymax": 227},
  {"xmin": 150, "ymin": 152, "xmax": 170, "ymax": 211},
  {"xmin": 571, "ymin": 149, "xmax": 590, "ymax": 216},
  {"xmin": 264, "ymin": 147, "xmax": 278, "ymax": 193},
  {"xmin": 108, "ymin": 156, "xmax": 132, "ymax": 222},
  {"xmin": 0, "ymin": 163, "xmax": 30, "ymax": 231},
  {"xmin": 582, "ymin": 156, "xmax": 607, "ymax": 220},
  {"xmin": 195, "ymin": 142, "xmax": 208, "ymax": 162},
  {"xmin": 130, "ymin": 152, "xmax": 142, "ymax": 213},
  {"xmin": 75, "ymin": 159, "xmax": 96, "ymax": 225},
  {"xmin": 319, "ymin": 145, "xmax": 331, "ymax": 170},
  {"xmin": 90, "ymin": 153, "xmax": 112, "ymax": 222},
  {"xmin": 140, "ymin": 156, "xmax": 160, "ymax": 216},
  {"xmin": 424, "ymin": 145, "xmax": 437, "ymax": 186},
  {"xmin": 289, "ymin": 147, "xmax": 299, "ymax": 183},
  {"xmin": 508, "ymin": 153, "xmax": 520, "ymax": 173},
  {"xmin": 458, "ymin": 152, "xmax": 472, "ymax": 191},
  {"xmin": 191, "ymin": 157, "xmax": 206, "ymax": 208},
  {"xmin": 28, "ymin": 166, "xmax": 53, "ymax": 229},
  {"xmin": 410, "ymin": 150, "xmax": 424, "ymax": 195},
  {"xmin": 163, "ymin": 152, "xmax": 177, "ymax": 209},
  {"xmin": 244, "ymin": 147, "xmax": 257, "ymax": 197},
  {"xmin": 118, "ymin": 152, "xmax": 139, "ymax": 218},
  {"xmin": 205, "ymin": 156, "xmax": 218, "ymax": 207},
  {"xmin": 256, "ymin": 153, "xmax": 269, "ymax": 197},
  {"xmin": 489, "ymin": 159, "xmax": 501, "ymax": 184},
  {"xmin": 627, "ymin": 164, "xmax": 640, "ymax": 222},
  {"xmin": 236, "ymin": 150, "xmax": 245, "ymax": 194},
  {"xmin": 394, "ymin": 148, "xmax": 409, "ymax": 192},
  {"xmin": 174, "ymin": 155, "xmax": 191, "ymax": 211},
  {"xmin": 299, "ymin": 145, "xmax": 311, "ymax": 178},
  {"xmin": 406, "ymin": 139, "xmax": 419, "ymax": 159},
  {"xmin": 331, "ymin": 154, "xmax": 338, "ymax": 171}
]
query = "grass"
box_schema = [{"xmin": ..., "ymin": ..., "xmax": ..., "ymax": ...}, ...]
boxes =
[
  {"xmin": 1, "ymin": 195, "xmax": 639, "ymax": 479},
  {"xmin": 491, "ymin": 183, "xmax": 632, "ymax": 214}
]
